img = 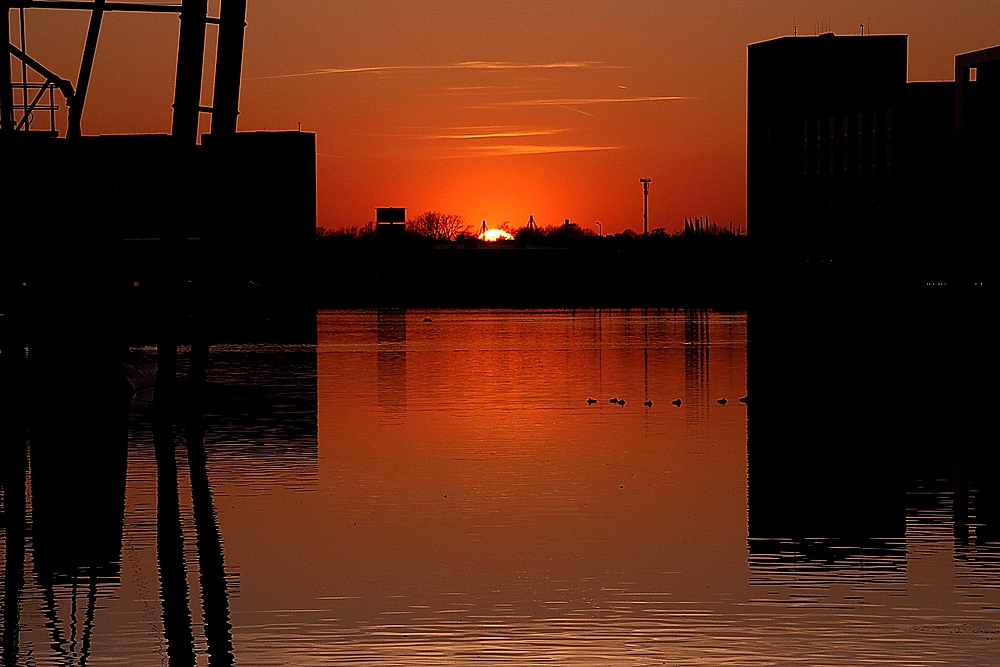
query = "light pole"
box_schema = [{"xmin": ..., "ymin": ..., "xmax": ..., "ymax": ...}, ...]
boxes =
[
  {"xmin": 595, "ymin": 221, "xmax": 602, "ymax": 237},
  {"xmin": 640, "ymin": 178, "xmax": 651, "ymax": 236}
]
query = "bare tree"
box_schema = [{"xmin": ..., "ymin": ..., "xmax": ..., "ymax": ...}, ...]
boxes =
[{"xmin": 408, "ymin": 211, "xmax": 469, "ymax": 241}]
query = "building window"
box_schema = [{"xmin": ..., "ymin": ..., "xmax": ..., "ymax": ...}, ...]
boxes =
[{"xmin": 969, "ymin": 67, "xmax": 978, "ymax": 82}]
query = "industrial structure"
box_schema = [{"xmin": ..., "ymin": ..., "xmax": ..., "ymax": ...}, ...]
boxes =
[
  {"xmin": 747, "ymin": 32, "xmax": 997, "ymax": 283},
  {"xmin": 1, "ymin": 1, "xmax": 318, "ymax": 342},
  {"xmin": 640, "ymin": 178, "xmax": 651, "ymax": 236},
  {"xmin": 376, "ymin": 207, "xmax": 407, "ymax": 242}
]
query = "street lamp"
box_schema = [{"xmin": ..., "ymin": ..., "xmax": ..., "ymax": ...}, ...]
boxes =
[
  {"xmin": 595, "ymin": 221, "xmax": 602, "ymax": 237},
  {"xmin": 640, "ymin": 178, "xmax": 652, "ymax": 236}
]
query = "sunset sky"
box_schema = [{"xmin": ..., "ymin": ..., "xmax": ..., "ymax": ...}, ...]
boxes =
[{"xmin": 15, "ymin": 1, "xmax": 1000, "ymax": 233}]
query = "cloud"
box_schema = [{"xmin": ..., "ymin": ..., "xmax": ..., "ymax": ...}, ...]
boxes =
[
  {"xmin": 448, "ymin": 144, "xmax": 619, "ymax": 158},
  {"xmin": 474, "ymin": 95, "xmax": 692, "ymax": 108},
  {"xmin": 247, "ymin": 61, "xmax": 621, "ymax": 81},
  {"xmin": 428, "ymin": 128, "xmax": 570, "ymax": 140}
]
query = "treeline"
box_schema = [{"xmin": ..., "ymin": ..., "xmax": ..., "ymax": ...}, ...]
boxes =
[
  {"xmin": 317, "ymin": 211, "xmax": 746, "ymax": 245},
  {"xmin": 312, "ymin": 212, "xmax": 748, "ymax": 309}
]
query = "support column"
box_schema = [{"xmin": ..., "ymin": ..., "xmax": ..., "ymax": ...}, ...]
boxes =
[
  {"xmin": 210, "ymin": 0, "xmax": 246, "ymax": 136},
  {"xmin": 1, "ymin": 5, "xmax": 15, "ymax": 134},
  {"xmin": 66, "ymin": 1, "xmax": 106, "ymax": 139},
  {"xmin": 171, "ymin": 0, "xmax": 208, "ymax": 144}
]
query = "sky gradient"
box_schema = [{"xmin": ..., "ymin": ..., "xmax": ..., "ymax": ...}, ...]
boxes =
[{"xmin": 14, "ymin": 1, "xmax": 1000, "ymax": 233}]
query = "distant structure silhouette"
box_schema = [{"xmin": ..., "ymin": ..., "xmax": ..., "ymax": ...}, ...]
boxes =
[
  {"xmin": 640, "ymin": 178, "xmax": 652, "ymax": 236},
  {"xmin": 377, "ymin": 207, "xmax": 407, "ymax": 242}
]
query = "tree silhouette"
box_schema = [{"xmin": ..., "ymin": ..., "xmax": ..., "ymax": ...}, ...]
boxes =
[{"xmin": 408, "ymin": 211, "xmax": 469, "ymax": 241}]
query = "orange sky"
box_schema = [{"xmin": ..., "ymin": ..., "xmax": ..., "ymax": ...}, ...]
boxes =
[{"xmin": 11, "ymin": 1, "xmax": 1000, "ymax": 233}]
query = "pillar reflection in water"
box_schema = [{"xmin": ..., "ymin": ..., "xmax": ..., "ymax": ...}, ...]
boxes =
[
  {"xmin": 683, "ymin": 309, "xmax": 710, "ymax": 424},
  {"xmin": 154, "ymin": 400, "xmax": 197, "ymax": 667},
  {"xmin": 27, "ymin": 353, "xmax": 131, "ymax": 666},
  {"xmin": 184, "ymin": 340, "xmax": 235, "ymax": 667},
  {"xmin": 377, "ymin": 309, "xmax": 407, "ymax": 425},
  {"xmin": 154, "ymin": 339, "xmax": 236, "ymax": 667},
  {"xmin": 2, "ymin": 340, "xmax": 28, "ymax": 667}
]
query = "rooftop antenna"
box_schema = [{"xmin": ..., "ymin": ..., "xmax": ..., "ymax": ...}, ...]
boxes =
[
  {"xmin": 640, "ymin": 178, "xmax": 652, "ymax": 236},
  {"xmin": 480, "ymin": 220, "xmax": 488, "ymax": 237}
]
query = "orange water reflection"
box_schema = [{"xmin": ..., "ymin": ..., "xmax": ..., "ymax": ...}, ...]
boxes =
[{"xmin": 6, "ymin": 309, "xmax": 1000, "ymax": 666}]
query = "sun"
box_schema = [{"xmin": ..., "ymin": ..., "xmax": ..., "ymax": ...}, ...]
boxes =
[{"xmin": 480, "ymin": 228, "xmax": 515, "ymax": 242}]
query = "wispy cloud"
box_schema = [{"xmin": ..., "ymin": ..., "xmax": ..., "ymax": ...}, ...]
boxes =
[
  {"xmin": 449, "ymin": 144, "xmax": 619, "ymax": 158},
  {"xmin": 429, "ymin": 128, "xmax": 570, "ymax": 140},
  {"xmin": 247, "ymin": 61, "xmax": 621, "ymax": 81},
  {"xmin": 475, "ymin": 95, "xmax": 692, "ymax": 108},
  {"xmin": 440, "ymin": 85, "xmax": 524, "ymax": 92}
]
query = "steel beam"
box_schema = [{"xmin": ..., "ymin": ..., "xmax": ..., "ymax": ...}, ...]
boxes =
[
  {"xmin": 7, "ymin": 43, "xmax": 75, "ymax": 100},
  {"xmin": 66, "ymin": 0, "xmax": 104, "ymax": 138},
  {"xmin": 2, "ymin": 9, "xmax": 14, "ymax": 134},
  {"xmin": 210, "ymin": 0, "xmax": 245, "ymax": 136},
  {"xmin": 12, "ymin": 1, "xmax": 182, "ymax": 12},
  {"xmin": 170, "ymin": 0, "xmax": 207, "ymax": 144}
]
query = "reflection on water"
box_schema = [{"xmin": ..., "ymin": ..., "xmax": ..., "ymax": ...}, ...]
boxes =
[
  {"xmin": 377, "ymin": 309, "xmax": 407, "ymax": 426},
  {"xmin": 683, "ymin": 309, "xmax": 711, "ymax": 426},
  {"xmin": 1, "ymin": 308, "xmax": 998, "ymax": 665}
]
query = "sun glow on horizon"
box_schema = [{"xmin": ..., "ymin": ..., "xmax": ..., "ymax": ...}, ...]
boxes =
[{"xmin": 480, "ymin": 228, "xmax": 515, "ymax": 242}]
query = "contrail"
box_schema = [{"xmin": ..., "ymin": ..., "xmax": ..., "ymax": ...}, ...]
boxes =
[{"xmin": 247, "ymin": 61, "xmax": 622, "ymax": 81}]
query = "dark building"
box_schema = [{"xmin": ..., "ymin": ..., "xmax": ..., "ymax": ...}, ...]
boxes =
[
  {"xmin": 748, "ymin": 34, "xmax": 909, "ymax": 271},
  {"xmin": 954, "ymin": 46, "xmax": 999, "ymax": 280},
  {"xmin": 1, "ymin": 1, "xmax": 317, "ymax": 347},
  {"xmin": 1, "ymin": 131, "xmax": 317, "ymax": 343},
  {"xmin": 747, "ymin": 37, "xmax": 995, "ymax": 574},
  {"xmin": 748, "ymin": 33, "xmax": 991, "ymax": 282}
]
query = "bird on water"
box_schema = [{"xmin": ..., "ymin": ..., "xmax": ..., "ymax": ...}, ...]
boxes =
[
  {"xmin": 717, "ymin": 398, "xmax": 728, "ymax": 405},
  {"xmin": 587, "ymin": 398, "xmax": 598, "ymax": 404},
  {"xmin": 609, "ymin": 397, "xmax": 619, "ymax": 403},
  {"xmin": 643, "ymin": 400, "xmax": 653, "ymax": 407},
  {"xmin": 618, "ymin": 399, "xmax": 626, "ymax": 406},
  {"xmin": 671, "ymin": 398, "xmax": 682, "ymax": 406}
]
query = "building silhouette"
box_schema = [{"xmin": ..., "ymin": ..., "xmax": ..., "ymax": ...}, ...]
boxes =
[
  {"xmin": 1, "ymin": 2, "xmax": 318, "ymax": 349},
  {"xmin": 954, "ymin": 46, "xmax": 999, "ymax": 279},
  {"xmin": 748, "ymin": 33, "xmax": 995, "ymax": 283}
]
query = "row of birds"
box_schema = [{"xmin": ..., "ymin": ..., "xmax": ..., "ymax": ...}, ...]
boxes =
[{"xmin": 587, "ymin": 396, "xmax": 748, "ymax": 407}]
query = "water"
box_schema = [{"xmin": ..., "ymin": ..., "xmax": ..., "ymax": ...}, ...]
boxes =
[{"xmin": 2, "ymin": 309, "xmax": 998, "ymax": 665}]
